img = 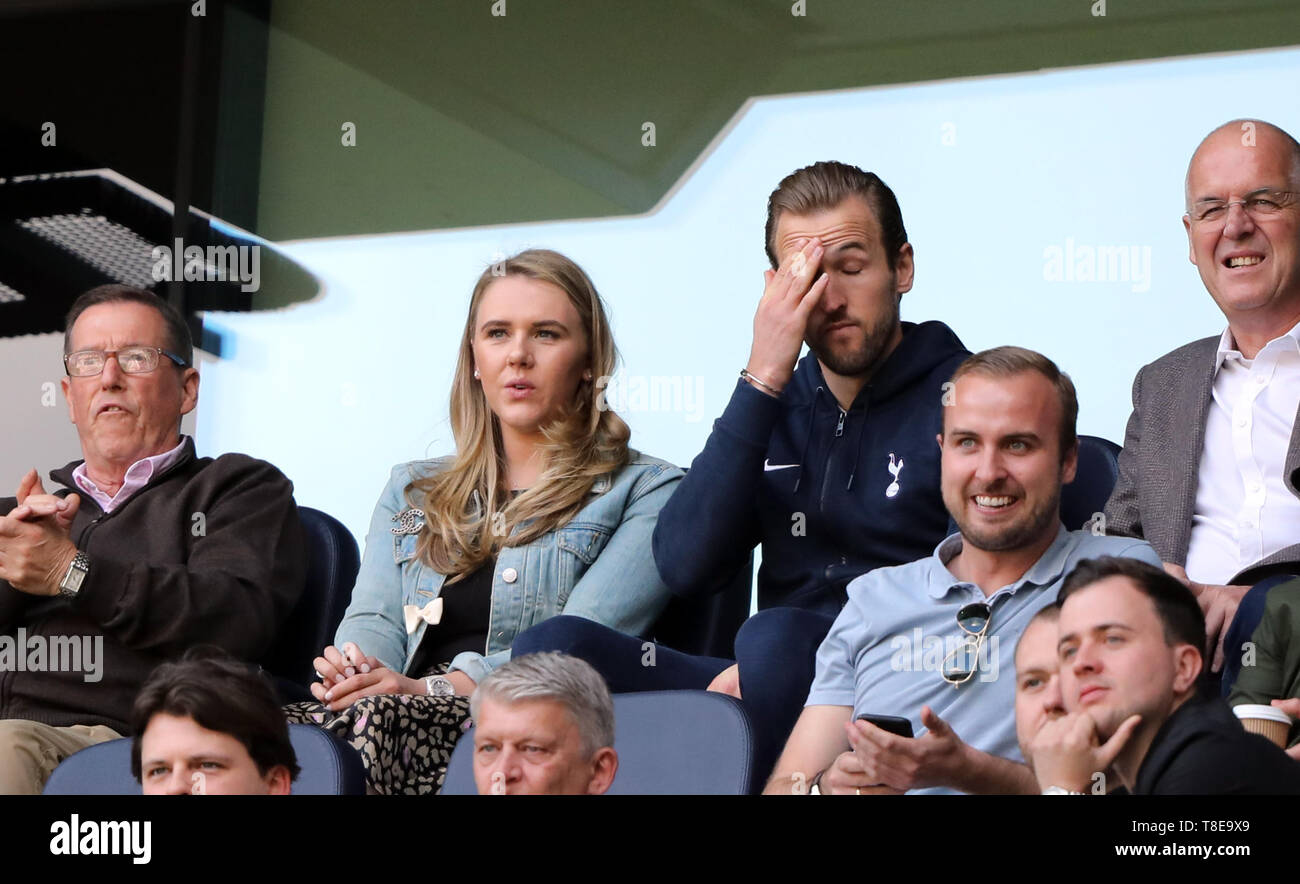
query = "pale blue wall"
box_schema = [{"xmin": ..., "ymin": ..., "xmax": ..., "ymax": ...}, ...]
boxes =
[{"xmin": 197, "ymin": 47, "xmax": 1300, "ymax": 567}]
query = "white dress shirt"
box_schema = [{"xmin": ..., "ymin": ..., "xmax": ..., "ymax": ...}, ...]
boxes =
[{"xmin": 1185, "ymin": 323, "xmax": 1300, "ymax": 584}]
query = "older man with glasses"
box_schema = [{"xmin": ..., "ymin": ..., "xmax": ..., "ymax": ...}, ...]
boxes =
[
  {"xmin": 1104, "ymin": 119, "xmax": 1300, "ymax": 693},
  {"xmin": 0, "ymin": 284, "xmax": 305, "ymax": 793},
  {"xmin": 766, "ymin": 347, "xmax": 1162, "ymax": 795}
]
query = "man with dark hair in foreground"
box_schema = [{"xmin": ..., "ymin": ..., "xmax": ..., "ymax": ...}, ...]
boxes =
[
  {"xmin": 133, "ymin": 647, "xmax": 299, "ymax": 795},
  {"xmin": 1028, "ymin": 556, "xmax": 1300, "ymax": 795}
]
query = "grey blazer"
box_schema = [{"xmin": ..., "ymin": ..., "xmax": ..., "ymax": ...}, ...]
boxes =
[{"xmin": 1104, "ymin": 335, "xmax": 1300, "ymax": 585}]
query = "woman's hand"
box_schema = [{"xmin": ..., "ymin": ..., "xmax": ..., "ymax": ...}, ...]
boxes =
[
  {"xmin": 309, "ymin": 642, "xmax": 423, "ymax": 710},
  {"xmin": 309, "ymin": 642, "xmax": 478, "ymax": 710},
  {"xmin": 312, "ymin": 641, "xmax": 370, "ymax": 688},
  {"xmin": 311, "ymin": 665, "xmax": 425, "ymax": 711}
]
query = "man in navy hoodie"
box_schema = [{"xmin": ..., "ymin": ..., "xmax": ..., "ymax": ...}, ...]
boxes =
[{"xmin": 512, "ymin": 161, "xmax": 968, "ymax": 780}]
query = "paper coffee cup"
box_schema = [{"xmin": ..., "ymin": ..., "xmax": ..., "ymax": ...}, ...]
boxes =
[{"xmin": 1233, "ymin": 704, "xmax": 1293, "ymax": 748}]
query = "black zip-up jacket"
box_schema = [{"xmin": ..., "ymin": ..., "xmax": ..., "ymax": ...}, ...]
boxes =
[
  {"xmin": 653, "ymin": 320, "xmax": 969, "ymax": 616},
  {"xmin": 0, "ymin": 438, "xmax": 305, "ymax": 733},
  {"xmin": 1135, "ymin": 693, "xmax": 1300, "ymax": 794}
]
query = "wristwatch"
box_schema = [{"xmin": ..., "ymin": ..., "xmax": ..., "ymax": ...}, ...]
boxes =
[
  {"xmin": 1041, "ymin": 786, "xmax": 1087, "ymax": 795},
  {"xmin": 59, "ymin": 551, "xmax": 90, "ymax": 599},
  {"xmin": 425, "ymin": 675, "xmax": 456, "ymax": 697}
]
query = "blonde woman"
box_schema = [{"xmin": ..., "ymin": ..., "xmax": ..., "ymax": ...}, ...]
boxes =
[{"xmin": 287, "ymin": 250, "xmax": 681, "ymax": 794}]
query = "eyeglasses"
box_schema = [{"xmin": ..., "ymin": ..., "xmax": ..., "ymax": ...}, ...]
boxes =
[
  {"xmin": 1186, "ymin": 189, "xmax": 1297, "ymax": 225},
  {"xmin": 941, "ymin": 602, "xmax": 992, "ymax": 687},
  {"xmin": 64, "ymin": 347, "xmax": 189, "ymax": 377}
]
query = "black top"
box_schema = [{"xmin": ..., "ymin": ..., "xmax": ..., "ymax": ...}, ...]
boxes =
[
  {"xmin": 1134, "ymin": 693, "xmax": 1300, "ymax": 795},
  {"xmin": 408, "ymin": 557, "xmax": 495, "ymax": 678},
  {"xmin": 0, "ymin": 437, "xmax": 306, "ymax": 733}
]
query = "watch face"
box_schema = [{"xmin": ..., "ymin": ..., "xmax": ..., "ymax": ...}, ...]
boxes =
[{"xmin": 61, "ymin": 560, "xmax": 88, "ymax": 595}]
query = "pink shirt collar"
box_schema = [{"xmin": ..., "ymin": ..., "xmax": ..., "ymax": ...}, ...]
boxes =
[{"xmin": 72, "ymin": 437, "xmax": 189, "ymax": 514}]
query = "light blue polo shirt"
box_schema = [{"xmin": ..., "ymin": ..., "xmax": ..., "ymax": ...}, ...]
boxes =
[{"xmin": 806, "ymin": 525, "xmax": 1161, "ymax": 794}]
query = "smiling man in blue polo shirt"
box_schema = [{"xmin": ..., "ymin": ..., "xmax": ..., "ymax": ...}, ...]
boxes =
[{"xmin": 766, "ymin": 346, "xmax": 1162, "ymax": 795}]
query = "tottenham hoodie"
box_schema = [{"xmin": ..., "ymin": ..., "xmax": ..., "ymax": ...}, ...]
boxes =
[{"xmin": 653, "ymin": 320, "xmax": 970, "ymax": 616}]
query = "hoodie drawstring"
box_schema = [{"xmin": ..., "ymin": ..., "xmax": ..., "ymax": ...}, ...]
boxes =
[
  {"xmin": 793, "ymin": 387, "xmax": 822, "ymax": 494},
  {"xmin": 845, "ymin": 397, "xmax": 870, "ymax": 491}
]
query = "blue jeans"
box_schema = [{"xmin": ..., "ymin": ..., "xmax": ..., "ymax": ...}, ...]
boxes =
[{"xmin": 510, "ymin": 607, "xmax": 836, "ymax": 791}]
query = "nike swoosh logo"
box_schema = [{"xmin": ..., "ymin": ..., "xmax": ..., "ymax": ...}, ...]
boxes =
[{"xmin": 764, "ymin": 459, "xmax": 799, "ymax": 471}]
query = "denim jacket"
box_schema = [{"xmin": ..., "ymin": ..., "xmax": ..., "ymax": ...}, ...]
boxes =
[{"xmin": 334, "ymin": 450, "xmax": 683, "ymax": 685}]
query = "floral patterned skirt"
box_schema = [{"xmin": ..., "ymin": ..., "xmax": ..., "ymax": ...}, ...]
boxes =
[{"xmin": 284, "ymin": 668, "xmax": 472, "ymax": 795}]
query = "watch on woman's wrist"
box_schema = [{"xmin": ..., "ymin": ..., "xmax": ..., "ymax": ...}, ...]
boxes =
[{"xmin": 425, "ymin": 675, "xmax": 455, "ymax": 697}]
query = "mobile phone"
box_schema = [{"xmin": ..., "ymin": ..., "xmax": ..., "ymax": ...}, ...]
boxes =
[{"xmin": 856, "ymin": 713, "xmax": 914, "ymax": 738}]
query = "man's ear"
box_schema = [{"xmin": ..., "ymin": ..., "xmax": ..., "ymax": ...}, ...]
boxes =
[
  {"xmin": 61, "ymin": 377, "xmax": 76, "ymax": 425},
  {"xmin": 586, "ymin": 747, "xmax": 618, "ymax": 795},
  {"xmin": 1183, "ymin": 214, "xmax": 1196, "ymax": 266},
  {"xmin": 179, "ymin": 367, "xmax": 199, "ymax": 417},
  {"xmin": 935, "ymin": 432, "xmax": 943, "ymax": 451},
  {"xmin": 894, "ymin": 243, "xmax": 915, "ymax": 296},
  {"xmin": 1060, "ymin": 440, "xmax": 1079, "ymax": 486},
  {"xmin": 1171, "ymin": 643, "xmax": 1203, "ymax": 696},
  {"xmin": 265, "ymin": 766, "xmax": 292, "ymax": 796}
]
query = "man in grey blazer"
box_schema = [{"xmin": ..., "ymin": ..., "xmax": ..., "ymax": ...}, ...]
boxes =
[{"xmin": 1105, "ymin": 118, "xmax": 1300, "ymax": 681}]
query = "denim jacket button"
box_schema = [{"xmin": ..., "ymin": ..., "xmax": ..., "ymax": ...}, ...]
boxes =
[{"xmin": 502, "ymin": 567, "xmax": 519, "ymax": 583}]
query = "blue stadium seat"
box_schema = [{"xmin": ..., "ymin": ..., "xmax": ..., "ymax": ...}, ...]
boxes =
[
  {"xmin": 651, "ymin": 554, "xmax": 752, "ymax": 658},
  {"xmin": 262, "ymin": 506, "xmax": 360, "ymax": 700},
  {"xmin": 43, "ymin": 723, "xmax": 367, "ymax": 795},
  {"xmin": 441, "ymin": 690, "xmax": 755, "ymax": 794},
  {"xmin": 1061, "ymin": 434, "xmax": 1122, "ymax": 532}
]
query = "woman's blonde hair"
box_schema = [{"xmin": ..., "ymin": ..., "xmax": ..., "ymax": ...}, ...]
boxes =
[{"xmin": 410, "ymin": 249, "xmax": 630, "ymax": 579}]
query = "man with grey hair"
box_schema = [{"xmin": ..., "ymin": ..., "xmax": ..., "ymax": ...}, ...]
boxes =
[
  {"xmin": 1104, "ymin": 118, "xmax": 1300, "ymax": 688},
  {"xmin": 469, "ymin": 651, "xmax": 618, "ymax": 795}
]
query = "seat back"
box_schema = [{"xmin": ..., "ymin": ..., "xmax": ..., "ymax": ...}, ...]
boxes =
[
  {"xmin": 43, "ymin": 724, "xmax": 367, "ymax": 795},
  {"xmin": 1060, "ymin": 435, "xmax": 1122, "ymax": 532},
  {"xmin": 441, "ymin": 690, "xmax": 755, "ymax": 795},
  {"xmin": 261, "ymin": 506, "xmax": 360, "ymax": 692},
  {"xmin": 651, "ymin": 555, "xmax": 752, "ymax": 658}
]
